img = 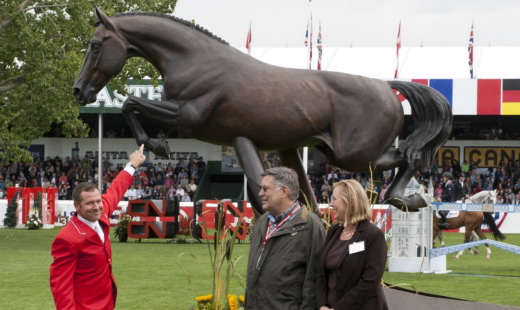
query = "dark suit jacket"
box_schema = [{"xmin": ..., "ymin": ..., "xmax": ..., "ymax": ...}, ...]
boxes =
[
  {"xmin": 50, "ymin": 170, "xmax": 133, "ymax": 310},
  {"xmin": 453, "ymin": 181, "xmax": 469, "ymax": 201},
  {"xmin": 316, "ymin": 220, "xmax": 389, "ymax": 310},
  {"xmin": 442, "ymin": 181, "xmax": 455, "ymax": 202}
]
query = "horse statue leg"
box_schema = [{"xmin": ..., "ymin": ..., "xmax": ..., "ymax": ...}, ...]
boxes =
[
  {"xmin": 231, "ymin": 139, "xmax": 318, "ymax": 215},
  {"xmin": 232, "ymin": 137, "xmax": 265, "ymax": 216},
  {"xmin": 278, "ymin": 149, "xmax": 318, "ymax": 212},
  {"xmin": 121, "ymin": 95, "xmax": 178, "ymax": 158},
  {"xmin": 373, "ymin": 148, "xmax": 426, "ymax": 211}
]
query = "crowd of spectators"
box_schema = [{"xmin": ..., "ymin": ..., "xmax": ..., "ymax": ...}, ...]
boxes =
[
  {"xmin": 3, "ymin": 151, "xmax": 520, "ymax": 205},
  {"xmin": 0, "ymin": 155, "xmax": 206, "ymax": 202},
  {"xmin": 306, "ymin": 157, "xmax": 520, "ymax": 205},
  {"xmin": 419, "ymin": 159, "xmax": 520, "ymax": 204}
]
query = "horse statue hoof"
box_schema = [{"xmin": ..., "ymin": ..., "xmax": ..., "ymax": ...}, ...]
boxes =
[
  {"xmin": 152, "ymin": 140, "xmax": 171, "ymax": 159},
  {"xmin": 391, "ymin": 194, "xmax": 427, "ymax": 212}
]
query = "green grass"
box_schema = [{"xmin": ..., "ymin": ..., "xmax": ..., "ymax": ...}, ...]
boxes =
[
  {"xmin": 383, "ymin": 233, "xmax": 520, "ymax": 307},
  {"xmin": 0, "ymin": 228, "xmax": 249, "ymax": 310},
  {"xmin": 1, "ymin": 228, "xmax": 519, "ymax": 309}
]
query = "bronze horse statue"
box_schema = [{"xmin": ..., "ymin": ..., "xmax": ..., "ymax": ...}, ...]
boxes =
[{"xmin": 73, "ymin": 9, "xmax": 452, "ymax": 214}]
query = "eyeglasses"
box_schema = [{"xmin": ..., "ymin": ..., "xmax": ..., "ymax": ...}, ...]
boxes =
[{"xmin": 260, "ymin": 185, "xmax": 280, "ymax": 192}]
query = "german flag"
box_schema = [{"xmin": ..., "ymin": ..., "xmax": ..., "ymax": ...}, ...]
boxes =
[{"xmin": 502, "ymin": 79, "xmax": 520, "ymax": 115}]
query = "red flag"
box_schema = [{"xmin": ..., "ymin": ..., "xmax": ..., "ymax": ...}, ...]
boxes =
[
  {"xmin": 246, "ymin": 22, "xmax": 252, "ymax": 56},
  {"xmin": 394, "ymin": 20, "xmax": 401, "ymax": 79},
  {"xmin": 468, "ymin": 22, "xmax": 474, "ymax": 78},
  {"xmin": 317, "ymin": 21, "xmax": 323, "ymax": 70}
]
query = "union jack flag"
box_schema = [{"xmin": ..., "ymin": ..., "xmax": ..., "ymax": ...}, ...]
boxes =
[
  {"xmin": 469, "ymin": 22, "xmax": 474, "ymax": 79},
  {"xmin": 317, "ymin": 21, "xmax": 322, "ymax": 70}
]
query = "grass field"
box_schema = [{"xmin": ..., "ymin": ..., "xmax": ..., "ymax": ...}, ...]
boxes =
[
  {"xmin": 383, "ymin": 233, "xmax": 520, "ymax": 307},
  {"xmin": 1, "ymin": 228, "xmax": 519, "ymax": 309}
]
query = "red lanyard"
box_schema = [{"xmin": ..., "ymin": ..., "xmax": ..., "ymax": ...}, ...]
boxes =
[{"xmin": 262, "ymin": 204, "xmax": 300, "ymax": 246}]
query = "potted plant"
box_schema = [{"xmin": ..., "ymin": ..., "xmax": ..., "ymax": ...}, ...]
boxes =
[
  {"xmin": 193, "ymin": 203, "xmax": 245, "ymax": 310},
  {"xmin": 26, "ymin": 212, "xmax": 43, "ymax": 230},
  {"xmin": 113, "ymin": 213, "xmax": 131, "ymax": 242},
  {"xmin": 26, "ymin": 196, "xmax": 43, "ymax": 230}
]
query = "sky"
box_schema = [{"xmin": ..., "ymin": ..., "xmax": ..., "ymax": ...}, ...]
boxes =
[{"xmin": 173, "ymin": 0, "xmax": 520, "ymax": 48}]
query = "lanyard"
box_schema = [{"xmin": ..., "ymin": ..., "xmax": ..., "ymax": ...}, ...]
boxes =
[{"xmin": 262, "ymin": 204, "xmax": 300, "ymax": 246}]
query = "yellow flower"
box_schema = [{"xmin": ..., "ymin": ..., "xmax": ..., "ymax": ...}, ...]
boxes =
[
  {"xmin": 227, "ymin": 294, "xmax": 238, "ymax": 310},
  {"xmin": 195, "ymin": 294, "xmax": 213, "ymax": 302},
  {"xmin": 238, "ymin": 295, "xmax": 245, "ymax": 305}
]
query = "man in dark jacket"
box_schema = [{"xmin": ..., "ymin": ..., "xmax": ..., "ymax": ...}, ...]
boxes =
[
  {"xmin": 453, "ymin": 173, "xmax": 469, "ymax": 201},
  {"xmin": 437, "ymin": 172, "xmax": 454, "ymax": 229},
  {"xmin": 245, "ymin": 167, "xmax": 325, "ymax": 309}
]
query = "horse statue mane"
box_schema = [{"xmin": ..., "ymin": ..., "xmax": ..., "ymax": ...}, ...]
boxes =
[
  {"xmin": 103, "ymin": 11, "xmax": 229, "ymax": 45},
  {"xmin": 466, "ymin": 190, "xmax": 497, "ymax": 204},
  {"xmin": 73, "ymin": 8, "xmax": 453, "ymax": 215}
]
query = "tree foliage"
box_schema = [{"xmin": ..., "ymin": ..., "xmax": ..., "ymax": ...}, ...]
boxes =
[
  {"xmin": 3, "ymin": 191, "xmax": 19, "ymax": 228},
  {"xmin": 34, "ymin": 191, "xmax": 42, "ymax": 220},
  {"xmin": 0, "ymin": 0, "xmax": 178, "ymax": 163}
]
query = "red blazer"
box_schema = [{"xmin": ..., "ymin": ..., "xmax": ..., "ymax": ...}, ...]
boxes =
[{"xmin": 50, "ymin": 171, "xmax": 134, "ymax": 310}]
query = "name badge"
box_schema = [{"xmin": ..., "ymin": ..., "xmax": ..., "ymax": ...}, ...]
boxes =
[{"xmin": 349, "ymin": 241, "xmax": 365, "ymax": 254}]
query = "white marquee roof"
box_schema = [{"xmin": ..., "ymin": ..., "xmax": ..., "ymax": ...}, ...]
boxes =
[{"xmin": 235, "ymin": 46, "xmax": 520, "ymax": 80}]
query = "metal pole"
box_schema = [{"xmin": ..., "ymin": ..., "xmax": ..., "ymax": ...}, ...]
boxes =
[
  {"xmin": 394, "ymin": 137, "xmax": 399, "ymax": 178},
  {"xmin": 303, "ymin": 147, "xmax": 308, "ymax": 174},
  {"xmin": 244, "ymin": 174, "xmax": 248, "ymax": 202},
  {"xmin": 98, "ymin": 113, "xmax": 103, "ymax": 190}
]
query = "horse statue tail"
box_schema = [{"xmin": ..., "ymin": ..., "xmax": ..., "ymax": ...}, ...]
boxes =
[
  {"xmin": 387, "ymin": 81, "xmax": 453, "ymax": 170},
  {"xmin": 483, "ymin": 212, "xmax": 506, "ymax": 241}
]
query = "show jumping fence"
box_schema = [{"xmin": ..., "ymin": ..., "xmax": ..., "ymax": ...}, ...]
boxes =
[
  {"xmin": 429, "ymin": 201, "xmax": 520, "ymax": 262},
  {"xmin": 389, "ymin": 179, "xmax": 520, "ymax": 273}
]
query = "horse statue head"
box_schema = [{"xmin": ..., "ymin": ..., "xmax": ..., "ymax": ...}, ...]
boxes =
[{"xmin": 73, "ymin": 8, "xmax": 130, "ymax": 105}]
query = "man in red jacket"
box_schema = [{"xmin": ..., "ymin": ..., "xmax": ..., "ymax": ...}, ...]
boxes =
[{"xmin": 50, "ymin": 145, "xmax": 146, "ymax": 310}]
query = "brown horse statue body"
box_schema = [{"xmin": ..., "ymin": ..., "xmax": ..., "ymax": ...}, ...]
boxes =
[
  {"xmin": 433, "ymin": 190, "xmax": 505, "ymax": 259},
  {"xmin": 73, "ymin": 9, "xmax": 452, "ymax": 214}
]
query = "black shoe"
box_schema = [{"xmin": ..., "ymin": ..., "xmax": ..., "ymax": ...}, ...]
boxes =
[{"xmin": 439, "ymin": 222, "xmax": 450, "ymax": 230}]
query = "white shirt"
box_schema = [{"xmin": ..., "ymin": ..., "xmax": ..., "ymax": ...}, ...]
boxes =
[{"xmin": 77, "ymin": 214, "xmax": 104, "ymax": 242}]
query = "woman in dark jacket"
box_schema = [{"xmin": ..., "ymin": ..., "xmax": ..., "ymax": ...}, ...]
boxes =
[{"xmin": 316, "ymin": 180, "xmax": 388, "ymax": 310}]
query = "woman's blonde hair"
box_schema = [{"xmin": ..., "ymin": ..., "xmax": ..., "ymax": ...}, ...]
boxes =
[{"xmin": 333, "ymin": 179, "xmax": 372, "ymax": 224}]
